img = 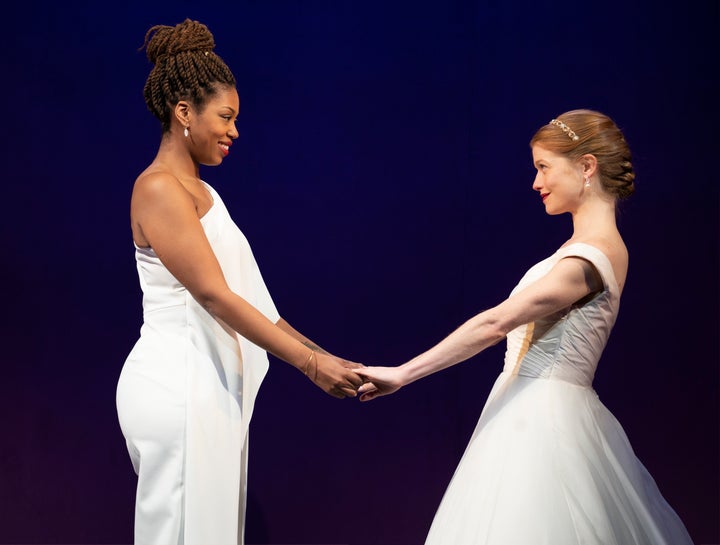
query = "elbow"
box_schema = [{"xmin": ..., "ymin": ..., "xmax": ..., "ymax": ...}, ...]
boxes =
[
  {"xmin": 484, "ymin": 322, "xmax": 508, "ymax": 346},
  {"xmin": 193, "ymin": 287, "xmax": 232, "ymax": 317},
  {"xmin": 469, "ymin": 314, "xmax": 507, "ymax": 347}
]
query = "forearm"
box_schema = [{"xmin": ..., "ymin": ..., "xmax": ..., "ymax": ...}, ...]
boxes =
[
  {"xmin": 275, "ymin": 318, "xmax": 331, "ymax": 355},
  {"xmin": 202, "ymin": 291, "xmax": 362, "ymax": 397},
  {"xmin": 399, "ymin": 312, "xmax": 506, "ymax": 385},
  {"xmin": 204, "ymin": 292, "xmax": 311, "ymax": 371}
]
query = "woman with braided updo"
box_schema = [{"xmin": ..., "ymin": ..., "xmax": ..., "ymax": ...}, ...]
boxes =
[
  {"xmin": 354, "ymin": 110, "xmax": 694, "ymax": 544},
  {"xmin": 116, "ymin": 19, "xmax": 364, "ymax": 545}
]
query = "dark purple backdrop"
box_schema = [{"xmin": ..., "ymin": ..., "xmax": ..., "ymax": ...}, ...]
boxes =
[{"xmin": 3, "ymin": 1, "xmax": 718, "ymax": 544}]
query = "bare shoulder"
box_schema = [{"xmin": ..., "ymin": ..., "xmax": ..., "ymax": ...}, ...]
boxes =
[
  {"xmin": 132, "ymin": 168, "xmax": 185, "ymax": 203},
  {"xmin": 131, "ymin": 168, "xmax": 199, "ymax": 218},
  {"xmin": 130, "ymin": 169, "xmax": 195, "ymax": 247}
]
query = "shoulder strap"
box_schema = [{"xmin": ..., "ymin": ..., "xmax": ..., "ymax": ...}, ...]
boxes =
[{"xmin": 556, "ymin": 243, "xmax": 619, "ymax": 293}]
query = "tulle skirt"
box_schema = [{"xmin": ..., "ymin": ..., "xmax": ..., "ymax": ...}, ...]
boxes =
[{"xmin": 424, "ymin": 372, "xmax": 694, "ymax": 545}]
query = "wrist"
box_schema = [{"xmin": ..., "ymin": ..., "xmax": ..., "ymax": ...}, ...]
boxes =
[
  {"xmin": 398, "ymin": 360, "xmax": 421, "ymax": 386},
  {"xmin": 299, "ymin": 349, "xmax": 318, "ymax": 381}
]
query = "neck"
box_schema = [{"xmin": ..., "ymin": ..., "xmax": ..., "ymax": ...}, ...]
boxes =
[
  {"xmin": 570, "ymin": 197, "xmax": 618, "ymax": 240},
  {"xmin": 155, "ymin": 134, "xmax": 201, "ymax": 179}
]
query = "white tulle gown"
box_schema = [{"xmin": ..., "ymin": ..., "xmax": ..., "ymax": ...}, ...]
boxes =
[
  {"xmin": 116, "ymin": 182, "xmax": 279, "ymax": 545},
  {"xmin": 424, "ymin": 243, "xmax": 694, "ymax": 545}
]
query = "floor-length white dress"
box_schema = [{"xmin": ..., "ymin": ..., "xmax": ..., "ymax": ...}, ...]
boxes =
[
  {"xmin": 116, "ymin": 182, "xmax": 279, "ymax": 545},
  {"xmin": 424, "ymin": 243, "xmax": 694, "ymax": 545}
]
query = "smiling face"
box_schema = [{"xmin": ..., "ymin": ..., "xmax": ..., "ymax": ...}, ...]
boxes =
[
  {"xmin": 531, "ymin": 144, "xmax": 584, "ymax": 215},
  {"xmin": 187, "ymin": 85, "xmax": 240, "ymax": 166}
]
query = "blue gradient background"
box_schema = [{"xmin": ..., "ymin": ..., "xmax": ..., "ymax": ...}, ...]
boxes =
[{"xmin": 3, "ymin": 1, "xmax": 717, "ymax": 544}]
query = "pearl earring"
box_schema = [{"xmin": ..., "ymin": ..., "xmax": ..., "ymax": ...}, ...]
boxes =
[
  {"xmin": 184, "ymin": 127, "xmax": 189, "ymax": 138},
  {"xmin": 584, "ymin": 177, "xmax": 590, "ymax": 188}
]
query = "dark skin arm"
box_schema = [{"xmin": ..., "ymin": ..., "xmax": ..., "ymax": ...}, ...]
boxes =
[{"xmin": 132, "ymin": 172, "xmax": 363, "ymax": 398}]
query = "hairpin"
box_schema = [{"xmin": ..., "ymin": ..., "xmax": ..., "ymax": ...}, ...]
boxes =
[{"xmin": 549, "ymin": 119, "xmax": 579, "ymax": 141}]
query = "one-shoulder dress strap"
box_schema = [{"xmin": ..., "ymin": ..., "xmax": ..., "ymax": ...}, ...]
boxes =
[
  {"xmin": 556, "ymin": 242, "xmax": 619, "ymax": 295},
  {"xmin": 200, "ymin": 180, "xmax": 218, "ymax": 201}
]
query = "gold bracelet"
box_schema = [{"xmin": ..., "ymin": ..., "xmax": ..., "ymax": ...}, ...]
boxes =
[
  {"xmin": 304, "ymin": 350, "xmax": 318, "ymax": 381},
  {"xmin": 310, "ymin": 351, "xmax": 318, "ymax": 381},
  {"xmin": 302, "ymin": 350, "xmax": 314, "ymax": 376}
]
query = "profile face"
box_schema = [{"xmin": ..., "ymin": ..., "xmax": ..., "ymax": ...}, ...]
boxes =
[
  {"xmin": 531, "ymin": 145, "xmax": 582, "ymax": 215},
  {"xmin": 190, "ymin": 86, "xmax": 240, "ymax": 167}
]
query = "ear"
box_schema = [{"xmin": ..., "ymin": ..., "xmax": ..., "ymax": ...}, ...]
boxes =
[
  {"xmin": 174, "ymin": 101, "xmax": 191, "ymax": 129},
  {"xmin": 579, "ymin": 154, "xmax": 598, "ymax": 178}
]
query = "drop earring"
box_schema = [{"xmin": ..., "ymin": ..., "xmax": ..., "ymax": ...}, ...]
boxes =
[
  {"xmin": 584, "ymin": 176, "xmax": 590, "ymax": 188},
  {"xmin": 184, "ymin": 126, "xmax": 189, "ymax": 138}
]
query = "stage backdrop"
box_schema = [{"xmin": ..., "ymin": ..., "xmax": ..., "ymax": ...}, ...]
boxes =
[{"xmin": 3, "ymin": 1, "xmax": 717, "ymax": 544}]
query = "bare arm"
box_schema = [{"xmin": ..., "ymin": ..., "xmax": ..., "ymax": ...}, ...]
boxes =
[
  {"xmin": 132, "ymin": 173, "xmax": 362, "ymax": 398},
  {"xmin": 275, "ymin": 318, "xmax": 332, "ymax": 354},
  {"xmin": 275, "ymin": 317, "xmax": 365, "ymax": 394},
  {"xmin": 275, "ymin": 319, "xmax": 362, "ymax": 366},
  {"xmin": 355, "ymin": 256, "xmax": 602, "ymax": 400}
]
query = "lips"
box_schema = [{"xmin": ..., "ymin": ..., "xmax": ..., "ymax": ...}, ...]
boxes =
[
  {"xmin": 541, "ymin": 193, "xmax": 549, "ymax": 202},
  {"xmin": 219, "ymin": 143, "xmax": 230, "ymax": 156}
]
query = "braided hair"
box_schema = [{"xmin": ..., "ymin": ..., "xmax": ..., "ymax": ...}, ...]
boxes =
[{"xmin": 140, "ymin": 19, "xmax": 236, "ymax": 132}]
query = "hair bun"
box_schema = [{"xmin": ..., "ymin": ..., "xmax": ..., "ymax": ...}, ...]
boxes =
[{"xmin": 142, "ymin": 19, "xmax": 216, "ymax": 65}]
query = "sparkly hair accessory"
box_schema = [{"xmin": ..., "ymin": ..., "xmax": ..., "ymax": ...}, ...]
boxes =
[{"xmin": 549, "ymin": 119, "xmax": 579, "ymax": 141}]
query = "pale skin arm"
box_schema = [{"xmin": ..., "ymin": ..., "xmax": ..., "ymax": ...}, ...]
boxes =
[
  {"xmin": 354, "ymin": 256, "xmax": 602, "ymax": 401},
  {"xmin": 132, "ymin": 173, "xmax": 363, "ymax": 398}
]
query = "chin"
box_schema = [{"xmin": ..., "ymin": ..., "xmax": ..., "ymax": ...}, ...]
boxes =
[{"xmin": 201, "ymin": 158, "xmax": 224, "ymax": 167}]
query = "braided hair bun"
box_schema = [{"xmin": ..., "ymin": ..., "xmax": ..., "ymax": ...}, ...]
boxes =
[{"xmin": 140, "ymin": 19, "xmax": 235, "ymax": 131}]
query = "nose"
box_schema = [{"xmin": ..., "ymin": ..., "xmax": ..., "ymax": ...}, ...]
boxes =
[
  {"xmin": 228, "ymin": 122, "xmax": 239, "ymax": 139},
  {"xmin": 532, "ymin": 173, "xmax": 542, "ymax": 191}
]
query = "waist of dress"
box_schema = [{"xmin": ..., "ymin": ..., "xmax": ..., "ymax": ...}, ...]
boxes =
[
  {"xmin": 507, "ymin": 365, "xmax": 594, "ymax": 388},
  {"xmin": 141, "ymin": 304, "xmax": 189, "ymax": 329}
]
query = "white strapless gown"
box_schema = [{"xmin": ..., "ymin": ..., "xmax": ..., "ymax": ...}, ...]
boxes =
[
  {"xmin": 116, "ymin": 182, "xmax": 279, "ymax": 545},
  {"xmin": 424, "ymin": 243, "xmax": 694, "ymax": 545}
]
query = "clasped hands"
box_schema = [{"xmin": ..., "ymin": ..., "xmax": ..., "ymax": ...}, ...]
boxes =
[{"xmin": 309, "ymin": 352, "xmax": 402, "ymax": 401}]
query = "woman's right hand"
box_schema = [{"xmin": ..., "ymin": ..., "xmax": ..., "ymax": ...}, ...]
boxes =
[
  {"xmin": 310, "ymin": 353, "xmax": 366, "ymax": 399},
  {"xmin": 351, "ymin": 366, "xmax": 405, "ymax": 402}
]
